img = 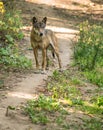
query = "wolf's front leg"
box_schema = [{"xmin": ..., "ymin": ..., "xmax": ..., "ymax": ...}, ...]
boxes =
[
  {"xmin": 33, "ymin": 48, "xmax": 39, "ymax": 70},
  {"xmin": 42, "ymin": 49, "xmax": 47, "ymax": 73}
]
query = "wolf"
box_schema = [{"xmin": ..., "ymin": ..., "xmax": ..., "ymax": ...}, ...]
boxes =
[{"xmin": 30, "ymin": 16, "xmax": 62, "ymax": 73}]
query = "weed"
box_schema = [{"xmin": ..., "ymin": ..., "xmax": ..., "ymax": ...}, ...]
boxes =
[
  {"xmin": 48, "ymin": 82, "xmax": 79, "ymax": 99},
  {"xmin": 74, "ymin": 21, "xmax": 103, "ymax": 70},
  {"xmin": 25, "ymin": 69, "xmax": 103, "ymax": 129},
  {"xmin": 0, "ymin": 10, "xmax": 23, "ymax": 45},
  {"xmin": 72, "ymin": 98, "xmax": 84, "ymax": 105},
  {"xmin": 0, "ymin": 2, "xmax": 5, "ymax": 14},
  {"xmin": 0, "ymin": 2, "xmax": 31, "ymax": 70},
  {"xmin": 52, "ymin": 70, "xmax": 60, "ymax": 79},
  {"xmin": 48, "ymin": 70, "xmax": 81, "ymax": 99},
  {"xmin": 62, "ymin": 123, "xmax": 70, "ymax": 129},
  {"xmin": 0, "ymin": 80, "xmax": 4, "ymax": 89},
  {"xmin": 70, "ymin": 77, "xmax": 81, "ymax": 85},
  {"xmin": 91, "ymin": 96, "xmax": 103, "ymax": 107},
  {"xmin": 25, "ymin": 95, "xmax": 64, "ymax": 124},
  {"xmin": 83, "ymin": 118, "xmax": 103, "ymax": 130},
  {"xmin": 84, "ymin": 70, "xmax": 103, "ymax": 87},
  {"xmin": 97, "ymin": 96, "xmax": 103, "ymax": 107},
  {"xmin": 56, "ymin": 115, "xmax": 64, "ymax": 125},
  {"xmin": 74, "ymin": 21, "xmax": 103, "ymax": 88},
  {"xmin": 80, "ymin": 102, "xmax": 103, "ymax": 115},
  {"xmin": 0, "ymin": 45, "xmax": 32, "ymax": 69}
]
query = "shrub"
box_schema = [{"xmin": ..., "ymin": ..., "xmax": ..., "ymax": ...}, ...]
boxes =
[
  {"xmin": 84, "ymin": 70, "xmax": 103, "ymax": 87},
  {"xmin": 74, "ymin": 21, "xmax": 103, "ymax": 87},
  {"xmin": 0, "ymin": 1, "xmax": 32, "ymax": 70},
  {"xmin": 0, "ymin": 45, "xmax": 32, "ymax": 69},
  {"xmin": 25, "ymin": 95, "xmax": 62, "ymax": 124},
  {"xmin": 0, "ymin": 2, "xmax": 23, "ymax": 46},
  {"xmin": 0, "ymin": 2, "xmax": 5, "ymax": 14},
  {"xmin": 74, "ymin": 21, "xmax": 103, "ymax": 70}
]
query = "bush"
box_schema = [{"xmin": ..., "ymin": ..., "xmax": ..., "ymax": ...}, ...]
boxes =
[
  {"xmin": 0, "ymin": 2, "xmax": 32, "ymax": 70},
  {"xmin": 74, "ymin": 21, "xmax": 103, "ymax": 70},
  {"xmin": 25, "ymin": 95, "xmax": 62, "ymax": 124},
  {"xmin": 0, "ymin": 2, "xmax": 5, "ymax": 14},
  {"xmin": 0, "ymin": 2, "xmax": 23, "ymax": 46},
  {"xmin": 74, "ymin": 21, "xmax": 103, "ymax": 87},
  {"xmin": 0, "ymin": 45, "xmax": 32, "ymax": 69},
  {"xmin": 84, "ymin": 70, "xmax": 103, "ymax": 87}
]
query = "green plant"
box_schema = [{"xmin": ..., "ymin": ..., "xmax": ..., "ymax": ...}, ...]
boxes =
[
  {"xmin": 80, "ymin": 102, "xmax": 103, "ymax": 115},
  {"xmin": 0, "ymin": 2, "xmax": 5, "ymax": 14},
  {"xmin": 25, "ymin": 68, "xmax": 103, "ymax": 129},
  {"xmin": 91, "ymin": 96, "xmax": 103, "ymax": 107},
  {"xmin": 0, "ymin": 45, "xmax": 32, "ymax": 69},
  {"xmin": 62, "ymin": 123, "xmax": 70, "ymax": 129},
  {"xmin": 84, "ymin": 70, "xmax": 103, "ymax": 87},
  {"xmin": 97, "ymin": 96, "xmax": 103, "ymax": 107},
  {"xmin": 72, "ymin": 98, "xmax": 84, "ymax": 105},
  {"xmin": 92, "ymin": 96, "xmax": 103, "ymax": 107},
  {"xmin": 52, "ymin": 70, "xmax": 60, "ymax": 79},
  {"xmin": 84, "ymin": 118, "xmax": 103, "ymax": 130},
  {"xmin": 0, "ymin": 10, "xmax": 24, "ymax": 46},
  {"xmin": 70, "ymin": 77, "xmax": 81, "ymax": 85},
  {"xmin": 0, "ymin": 80, "xmax": 4, "ymax": 89},
  {"xmin": 0, "ymin": 2, "xmax": 31, "ymax": 70},
  {"xmin": 56, "ymin": 115, "xmax": 64, "ymax": 125},
  {"xmin": 74, "ymin": 21, "xmax": 103, "ymax": 70},
  {"xmin": 74, "ymin": 21, "xmax": 103, "ymax": 87},
  {"xmin": 48, "ymin": 70, "xmax": 80, "ymax": 99},
  {"xmin": 25, "ymin": 95, "xmax": 63, "ymax": 124}
]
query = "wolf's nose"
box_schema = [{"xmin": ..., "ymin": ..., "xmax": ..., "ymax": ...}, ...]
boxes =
[{"xmin": 40, "ymin": 33, "xmax": 43, "ymax": 36}]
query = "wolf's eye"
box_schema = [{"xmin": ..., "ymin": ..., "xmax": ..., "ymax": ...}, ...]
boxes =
[
  {"xmin": 41, "ymin": 23, "xmax": 45, "ymax": 28},
  {"xmin": 33, "ymin": 23, "xmax": 39, "ymax": 29}
]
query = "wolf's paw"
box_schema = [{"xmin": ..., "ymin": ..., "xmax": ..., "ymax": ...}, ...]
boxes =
[
  {"xmin": 58, "ymin": 68, "xmax": 64, "ymax": 72},
  {"xmin": 41, "ymin": 70, "xmax": 47, "ymax": 75},
  {"xmin": 34, "ymin": 69, "xmax": 41, "ymax": 74}
]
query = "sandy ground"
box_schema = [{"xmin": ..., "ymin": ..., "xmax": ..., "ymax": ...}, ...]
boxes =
[{"xmin": 0, "ymin": 0, "xmax": 103, "ymax": 130}]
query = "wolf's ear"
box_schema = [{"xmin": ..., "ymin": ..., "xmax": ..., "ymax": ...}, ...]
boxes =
[
  {"xmin": 32, "ymin": 17, "xmax": 37, "ymax": 24},
  {"xmin": 42, "ymin": 17, "xmax": 47, "ymax": 24}
]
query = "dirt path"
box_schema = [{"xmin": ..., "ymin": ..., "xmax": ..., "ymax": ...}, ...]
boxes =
[{"xmin": 1, "ymin": 0, "xmax": 102, "ymax": 130}]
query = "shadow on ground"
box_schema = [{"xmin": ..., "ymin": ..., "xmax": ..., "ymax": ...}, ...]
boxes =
[{"xmin": 17, "ymin": 0, "xmax": 103, "ymax": 30}]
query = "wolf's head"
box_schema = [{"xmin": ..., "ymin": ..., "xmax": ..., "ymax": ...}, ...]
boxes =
[{"xmin": 32, "ymin": 16, "xmax": 47, "ymax": 37}]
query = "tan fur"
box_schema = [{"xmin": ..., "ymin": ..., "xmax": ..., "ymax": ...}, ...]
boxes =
[{"xmin": 30, "ymin": 17, "xmax": 61, "ymax": 71}]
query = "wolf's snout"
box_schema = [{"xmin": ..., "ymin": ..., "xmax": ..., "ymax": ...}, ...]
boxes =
[{"xmin": 40, "ymin": 33, "xmax": 43, "ymax": 36}]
